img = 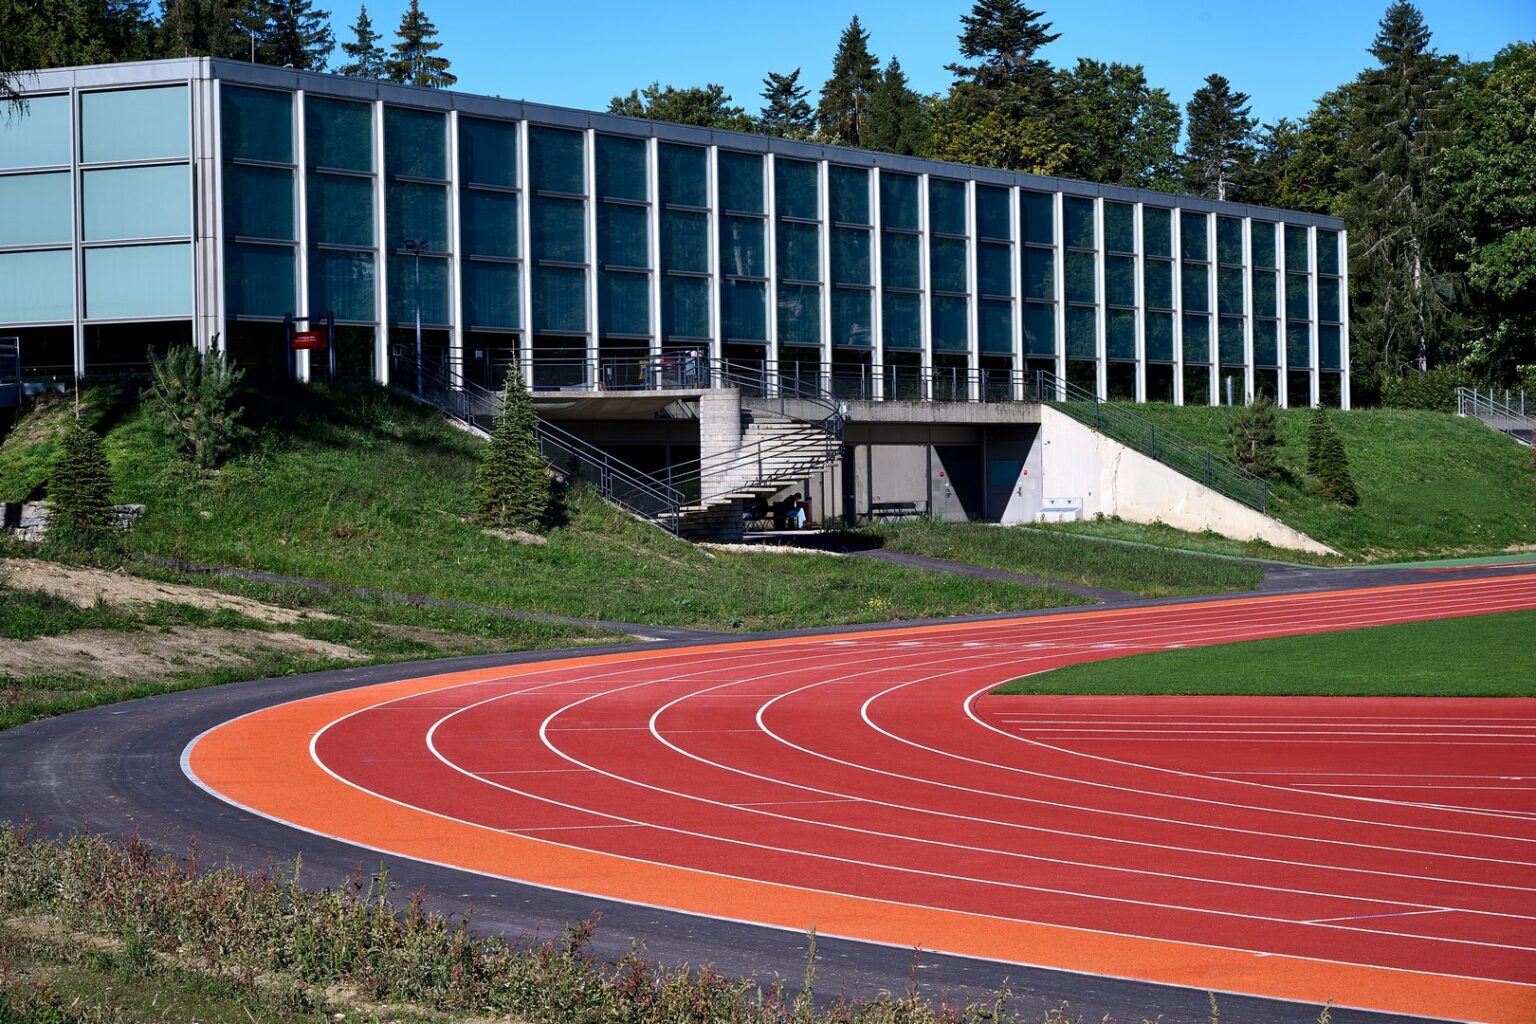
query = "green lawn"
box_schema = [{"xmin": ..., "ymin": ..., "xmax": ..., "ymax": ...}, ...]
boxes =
[
  {"xmin": 1123, "ymin": 403, "xmax": 1536, "ymax": 560},
  {"xmin": 852, "ymin": 517, "xmax": 1264, "ymax": 597},
  {"xmin": 1024, "ymin": 517, "xmax": 1342, "ymax": 565},
  {"xmin": 0, "ymin": 385, "xmax": 1075, "ymax": 632},
  {"xmin": 994, "ymin": 608, "xmax": 1536, "ymax": 697}
]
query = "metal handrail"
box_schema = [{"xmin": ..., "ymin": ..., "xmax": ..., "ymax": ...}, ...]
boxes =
[
  {"xmin": 1037, "ymin": 369, "xmax": 1269, "ymax": 512},
  {"xmin": 390, "ymin": 348, "xmax": 686, "ymax": 531},
  {"xmin": 1457, "ymin": 387, "xmax": 1535, "ymax": 446}
]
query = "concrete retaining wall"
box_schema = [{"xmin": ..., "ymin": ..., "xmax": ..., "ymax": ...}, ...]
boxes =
[{"xmin": 1038, "ymin": 406, "xmax": 1336, "ymax": 555}]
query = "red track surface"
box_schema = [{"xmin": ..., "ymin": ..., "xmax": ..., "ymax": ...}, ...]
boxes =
[{"xmin": 187, "ymin": 574, "xmax": 1536, "ymax": 1022}]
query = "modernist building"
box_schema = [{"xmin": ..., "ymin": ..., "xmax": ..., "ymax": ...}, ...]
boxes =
[{"xmin": 0, "ymin": 57, "xmax": 1349, "ymax": 411}]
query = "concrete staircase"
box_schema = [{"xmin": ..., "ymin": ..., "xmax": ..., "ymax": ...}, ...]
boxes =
[
  {"xmin": 1458, "ymin": 387, "xmax": 1534, "ymax": 447},
  {"xmin": 675, "ymin": 389, "xmax": 844, "ymax": 541}
]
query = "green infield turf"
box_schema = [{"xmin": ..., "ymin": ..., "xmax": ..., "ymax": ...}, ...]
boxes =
[{"xmin": 994, "ymin": 607, "xmax": 1536, "ymax": 697}]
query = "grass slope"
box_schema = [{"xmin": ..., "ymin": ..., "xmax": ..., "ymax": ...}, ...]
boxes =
[
  {"xmin": 995, "ymin": 608, "xmax": 1536, "ymax": 697},
  {"xmin": 853, "ymin": 518, "xmax": 1263, "ymax": 596},
  {"xmin": 0, "ymin": 386, "xmax": 1073, "ymax": 631},
  {"xmin": 1123, "ymin": 403, "xmax": 1536, "ymax": 560}
]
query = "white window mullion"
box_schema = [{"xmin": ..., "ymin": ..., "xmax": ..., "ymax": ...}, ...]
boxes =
[
  {"xmin": 1133, "ymin": 201, "xmax": 1145, "ymax": 402},
  {"xmin": 870, "ymin": 167, "xmax": 884, "ymax": 400},
  {"xmin": 1170, "ymin": 209, "xmax": 1183, "ymax": 405},
  {"xmin": 919, "ymin": 172, "xmax": 933, "ymax": 399},
  {"xmin": 373, "ymin": 98, "xmax": 389, "ymax": 384},
  {"xmin": 1339, "ymin": 228, "xmax": 1351, "ymax": 410}
]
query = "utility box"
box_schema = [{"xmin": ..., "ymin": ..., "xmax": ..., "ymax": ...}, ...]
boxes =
[{"xmin": 1038, "ymin": 497, "xmax": 1084, "ymax": 523}]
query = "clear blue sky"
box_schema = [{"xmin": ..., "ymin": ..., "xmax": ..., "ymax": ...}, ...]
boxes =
[{"xmin": 359, "ymin": 1, "xmax": 1534, "ymax": 127}]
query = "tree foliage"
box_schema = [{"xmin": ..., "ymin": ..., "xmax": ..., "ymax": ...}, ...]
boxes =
[
  {"xmin": 759, "ymin": 68, "xmax": 814, "ymax": 138},
  {"xmin": 261, "ymin": 0, "xmax": 333, "ymax": 70},
  {"xmin": 477, "ymin": 364, "xmax": 551, "ymax": 531},
  {"xmin": 609, "ymin": 81, "xmax": 754, "ymax": 131},
  {"xmin": 337, "ymin": 3, "xmax": 386, "ymax": 78},
  {"xmin": 817, "ymin": 15, "xmax": 880, "ymax": 146},
  {"xmin": 927, "ymin": 86, "xmax": 1067, "ymax": 174},
  {"xmin": 863, "ymin": 57, "xmax": 929, "ymax": 156},
  {"xmin": 47, "ymin": 421, "xmax": 115, "ymax": 546},
  {"xmin": 1226, "ymin": 394, "xmax": 1282, "ymax": 478},
  {"xmin": 1184, "ymin": 73, "xmax": 1257, "ymax": 200},
  {"xmin": 1249, "ymin": 87, "xmax": 1354, "ymax": 215},
  {"xmin": 1055, "ymin": 58, "xmax": 1180, "ymax": 189},
  {"xmin": 1308, "ymin": 411, "xmax": 1358, "ymax": 506},
  {"xmin": 144, "ymin": 345, "xmax": 251, "ymax": 469},
  {"xmin": 386, "ymin": 0, "xmax": 453, "ymax": 88},
  {"xmin": 946, "ymin": 0, "xmax": 1058, "ymax": 116}
]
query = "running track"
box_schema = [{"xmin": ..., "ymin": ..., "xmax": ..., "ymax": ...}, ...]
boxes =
[{"xmin": 184, "ymin": 572, "xmax": 1536, "ymax": 1023}]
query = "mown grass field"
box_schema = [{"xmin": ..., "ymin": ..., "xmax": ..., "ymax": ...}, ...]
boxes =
[
  {"xmin": 852, "ymin": 517, "xmax": 1264, "ymax": 596},
  {"xmin": 995, "ymin": 608, "xmax": 1536, "ymax": 697},
  {"xmin": 0, "ymin": 386, "xmax": 1076, "ymax": 633},
  {"xmin": 1023, "ymin": 516, "xmax": 1342, "ymax": 565},
  {"xmin": 1123, "ymin": 403, "xmax": 1536, "ymax": 560}
]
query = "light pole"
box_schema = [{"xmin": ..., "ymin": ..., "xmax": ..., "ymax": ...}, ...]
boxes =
[{"xmin": 402, "ymin": 238, "xmax": 427, "ymax": 396}]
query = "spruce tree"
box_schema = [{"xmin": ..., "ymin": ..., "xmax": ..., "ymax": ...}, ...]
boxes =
[
  {"xmin": 864, "ymin": 57, "xmax": 929, "ymax": 156},
  {"xmin": 261, "ymin": 0, "xmax": 334, "ymax": 70},
  {"xmin": 817, "ymin": 15, "xmax": 880, "ymax": 147},
  {"xmin": 1226, "ymin": 394, "xmax": 1281, "ymax": 478},
  {"xmin": 1306, "ymin": 404, "xmax": 1329, "ymax": 476},
  {"xmin": 386, "ymin": 0, "xmax": 455, "ymax": 89},
  {"xmin": 1311, "ymin": 417, "xmax": 1358, "ymax": 506},
  {"xmin": 477, "ymin": 364, "xmax": 550, "ymax": 530},
  {"xmin": 1347, "ymin": 2, "xmax": 1456, "ymax": 382},
  {"xmin": 158, "ymin": 0, "xmax": 266, "ymax": 61},
  {"xmin": 48, "ymin": 422, "xmax": 115, "ymax": 546},
  {"xmin": 946, "ymin": 0, "xmax": 1059, "ymax": 115},
  {"xmin": 1183, "ymin": 73, "xmax": 1258, "ymax": 200},
  {"xmin": 759, "ymin": 68, "xmax": 814, "ymax": 138},
  {"xmin": 337, "ymin": 4, "xmax": 386, "ymax": 78}
]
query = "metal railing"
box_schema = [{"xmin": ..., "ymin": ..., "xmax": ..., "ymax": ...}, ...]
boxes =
[
  {"xmin": 1457, "ymin": 387, "xmax": 1535, "ymax": 446},
  {"xmin": 390, "ymin": 347, "xmax": 686, "ymax": 531},
  {"xmin": 0, "ymin": 339, "xmax": 19, "ymax": 411},
  {"xmin": 1039, "ymin": 369, "xmax": 1270, "ymax": 512}
]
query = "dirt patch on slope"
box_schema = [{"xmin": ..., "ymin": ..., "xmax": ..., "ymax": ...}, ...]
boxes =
[
  {"xmin": 1, "ymin": 558, "xmax": 335, "ymax": 625},
  {"xmin": 0, "ymin": 626, "xmax": 362, "ymax": 679}
]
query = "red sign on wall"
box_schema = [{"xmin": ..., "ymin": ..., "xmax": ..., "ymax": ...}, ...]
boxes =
[{"xmin": 291, "ymin": 331, "xmax": 327, "ymax": 351}]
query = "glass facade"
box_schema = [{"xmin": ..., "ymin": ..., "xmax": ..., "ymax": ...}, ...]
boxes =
[{"xmin": 0, "ymin": 60, "xmax": 1347, "ymax": 405}]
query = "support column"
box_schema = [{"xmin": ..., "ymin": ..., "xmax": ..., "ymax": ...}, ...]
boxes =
[{"xmin": 372, "ymin": 98, "xmax": 390, "ymax": 384}]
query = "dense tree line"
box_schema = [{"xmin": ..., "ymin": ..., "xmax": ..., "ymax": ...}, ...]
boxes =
[
  {"xmin": 0, "ymin": 1, "xmax": 452, "ymax": 86},
  {"xmin": 2, "ymin": 1, "xmax": 1530, "ymax": 394}
]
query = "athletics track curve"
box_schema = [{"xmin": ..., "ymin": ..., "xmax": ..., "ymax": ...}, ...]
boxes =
[{"xmin": 185, "ymin": 572, "xmax": 1536, "ymax": 1024}]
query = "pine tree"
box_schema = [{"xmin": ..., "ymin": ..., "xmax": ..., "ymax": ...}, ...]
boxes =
[
  {"xmin": 817, "ymin": 15, "xmax": 880, "ymax": 147},
  {"xmin": 157, "ymin": 0, "xmax": 266, "ymax": 61},
  {"xmin": 946, "ymin": 0, "xmax": 1059, "ymax": 115},
  {"xmin": 337, "ymin": 3, "xmax": 386, "ymax": 78},
  {"xmin": 864, "ymin": 57, "xmax": 929, "ymax": 156},
  {"xmin": 1306, "ymin": 404, "xmax": 1329, "ymax": 476},
  {"xmin": 47, "ymin": 422, "xmax": 115, "ymax": 546},
  {"xmin": 1183, "ymin": 73, "xmax": 1258, "ymax": 200},
  {"xmin": 386, "ymin": 0, "xmax": 454, "ymax": 89},
  {"xmin": 1311, "ymin": 414, "xmax": 1358, "ymax": 506},
  {"xmin": 759, "ymin": 68, "xmax": 814, "ymax": 138},
  {"xmin": 1347, "ymin": 1, "xmax": 1456, "ymax": 383},
  {"xmin": 261, "ymin": 0, "xmax": 334, "ymax": 70},
  {"xmin": 477, "ymin": 364, "xmax": 551, "ymax": 530},
  {"xmin": 1226, "ymin": 394, "xmax": 1281, "ymax": 478},
  {"xmin": 144, "ymin": 346, "xmax": 250, "ymax": 470}
]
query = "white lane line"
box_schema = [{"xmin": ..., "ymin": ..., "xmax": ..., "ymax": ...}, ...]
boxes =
[
  {"xmin": 1299, "ymin": 785, "xmax": 1536, "ymax": 792},
  {"xmin": 1306, "ymin": 909, "xmax": 1453, "ymax": 925}
]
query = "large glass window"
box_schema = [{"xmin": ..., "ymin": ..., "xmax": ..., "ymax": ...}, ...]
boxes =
[
  {"xmin": 1063, "ymin": 197, "xmax": 1095, "ymax": 249},
  {"xmin": 388, "ymin": 252, "xmax": 450, "ymax": 325},
  {"xmin": 595, "ymin": 135, "xmax": 646, "ymax": 202},
  {"xmin": 0, "ymin": 173, "xmax": 72, "ymax": 246},
  {"xmin": 387, "ymin": 180, "xmax": 450, "ymax": 252},
  {"xmin": 219, "ymin": 164, "xmax": 291, "ymax": 241},
  {"xmin": 777, "ymin": 220, "xmax": 819, "ymax": 283},
  {"xmin": 87, "ymin": 243, "xmax": 192, "ymax": 319},
  {"xmin": 662, "ymin": 276, "xmax": 709, "ymax": 339},
  {"xmin": 308, "ymin": 173, "xmax": 374, "ymax": 247},
  {"xmin": 1180, "ymin": 211, "xmax": 1209, "ymax": 262},
  {"xmin": 81, "ymin": 86, "xmax": 188, "ymax": 164},
  {"xmin": 310, "ymin": 249, "xmax": 376, "ymax": 323},
  {"xmin": 883, "ymin": 292, "xmax": 921, "ymax": 350},
  {"xmin": 977, "ymin": 185, "xmax": 1011, "ymax": 241},
  {"xmin": 1144, "ymin": 207, "xmax": 1172, "ymax": 258},
  {"xmin": 718, "ymin": 152, "xmax": 765, "ymax": 341},
  {"xmin": 1020, "ymin": 190, "xmax": 1053, "ymax": 246},
  {"xmin": 1104, "ymin": 202, "xmax": 1134, "ymax": 254},
  {"xmin": 660, "ymin": 144, "xmax": 709, "ymax": 343},
  {"xmin": 385, "ymin": 107, "xmax": 446, "ymax": 180},
  {"xmin": 598, "ymin": 201, "xmax": 649, "ymax": 270},
  {"xmin": 599, "ymin": 270, "xmax": 649, "ymax": 336},
  {"xmin": 929, "ymin": 178, "xmax": 967, "ymax": 353},
  {"xmin": 661, "ymin": 213, "xmax": 709, "ymax": 277},
  {"xmin": 660, "ymin": 144, "xmax": 707, "ymax": 208},
  {"xmin": 880, "ymin": 172, "xmax": 922, "ymax": 352},
  {"xmin": 881, "ymin": 173, "xmax": 919, "ymax": 230},
  {"xmin": 460, "ymin": 189, "xmax": 519, "ymax": 259},
  {"xmin": 222, "ymin": 87, "xmax": 292, "ymax": 163},
  {"xmin": 829, "ymin": 166, "xmax": 869, "ymax": 226},
  {"xmin": 457, "ymin": 117, "xmax": 516, "ymax": 187},
  {"xmin": 307, "ymin": 97, "xmax": 373, "ymax": 173},
  {"xmin": 0, "ymin": 250, "xmax": 74, "ymax": 323},
  {"xmin": 533, "ymin": 264, "xmax": 586, "ymax": 332},
  {"xmin": 462, "ymin": 259, "xmax": 519, "ymax": 330},
  {"xmin": 0, "ymin": 93, "xmax": 71, "ymax": 169},
  {"xmin": 929, "ymin": 178, "xmax": 966, "ymax": 236},
  {"xmin": 775, "ymin": 158, "xmax": 818, "ymax": 221},
  {"xmin": 777, "ymin": 159, "xmax": 821, "ymax": 346},
  {"xmin": 1284, "ymin": 224, "xmax": 1311, "ymax": 272},
  {"xmin": 722, "ymin": 279, "xmax": 766, "ymax": 340},
  {"xmin": 718, "ymin": 151, "xmax": 763, "ymax": 214}
]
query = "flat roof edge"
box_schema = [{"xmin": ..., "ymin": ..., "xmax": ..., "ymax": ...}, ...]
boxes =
[{"xmin": 5, "ymin": 58, "xmax": 1345, "ymax": 229}]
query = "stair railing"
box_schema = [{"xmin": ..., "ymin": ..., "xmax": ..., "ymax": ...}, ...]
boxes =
[{"xmin": 1457, "ymin": 387, "xmax": 1536, "ymax": 446}]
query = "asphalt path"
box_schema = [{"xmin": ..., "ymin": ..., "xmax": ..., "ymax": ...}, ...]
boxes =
[{"xmin": 5, "ymin": 562, "xmax": 1531, "ymax": 1024}]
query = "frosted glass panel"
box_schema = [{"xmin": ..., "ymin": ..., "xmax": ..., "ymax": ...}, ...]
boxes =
[
  {"xmin": 220, "ymin": 164, "xmax": 293, "ymax": 241},
  {"xmin": 309, "ymin": 248, "xmax": 375, "ymax": 322},
  {"xmin": 308, "ymin": 172, "xmax": 374, "ymax": 247},
  {"xmin": 223, "ymin": 242, "xmax": 294, "ymax": 318},
  {"xmin": 87, "ymin": 243, "xmax": 192, "ymax": 319},
  {"xmin": 222, "ymin": 86, "xmax": 292, "ymax": 163},
  {"xmin": 81, "ymin": 86, "xmax": 188, "ymax": 163},
  {"xmin": 306, "ymin": 97, "xmax": 373, "ymax": 172},
  {"xmin": 85, "ymin": 164, "xmax": 191, "ymax": 241},
  {"xmin": 459, "ymin": 117, "xmax": 518, "ymax": 187},
  {"xmin": 463, "ymin": 259, "xmax": 520, "ymax": 329},
  {"xmin": 0, "ymin": 249, "xmax": 73, "ymax": 322},
  {"xmin": 461, "ymin": 188, "xmax": 519, "ymax": 258},
  {"xmin": 0, "ymin": 172, "xmax": 71, "ymax": 246},
  {"xmin": 384, "ymin": 107, "xmax": 446, "ymax": 180},
  {"xmin": 0, "ymin": 94, "xmax": 71, "ymax": 169}
]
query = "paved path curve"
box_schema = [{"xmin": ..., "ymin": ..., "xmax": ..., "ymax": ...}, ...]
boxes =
[{"xmin": 4, "ymin": 565, "xmax": 1535, "ymax": 1024}]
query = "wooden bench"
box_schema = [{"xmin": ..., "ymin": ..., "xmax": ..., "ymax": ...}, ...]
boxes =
[{"xmin": 868, "ymin": 500, "xmax": 925, "ymax": 522}]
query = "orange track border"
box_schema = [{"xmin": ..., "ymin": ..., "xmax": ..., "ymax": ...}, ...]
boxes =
[{"xmin": 187, "ymin": 582, "xmax": 1536, "ymax": 1024}]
